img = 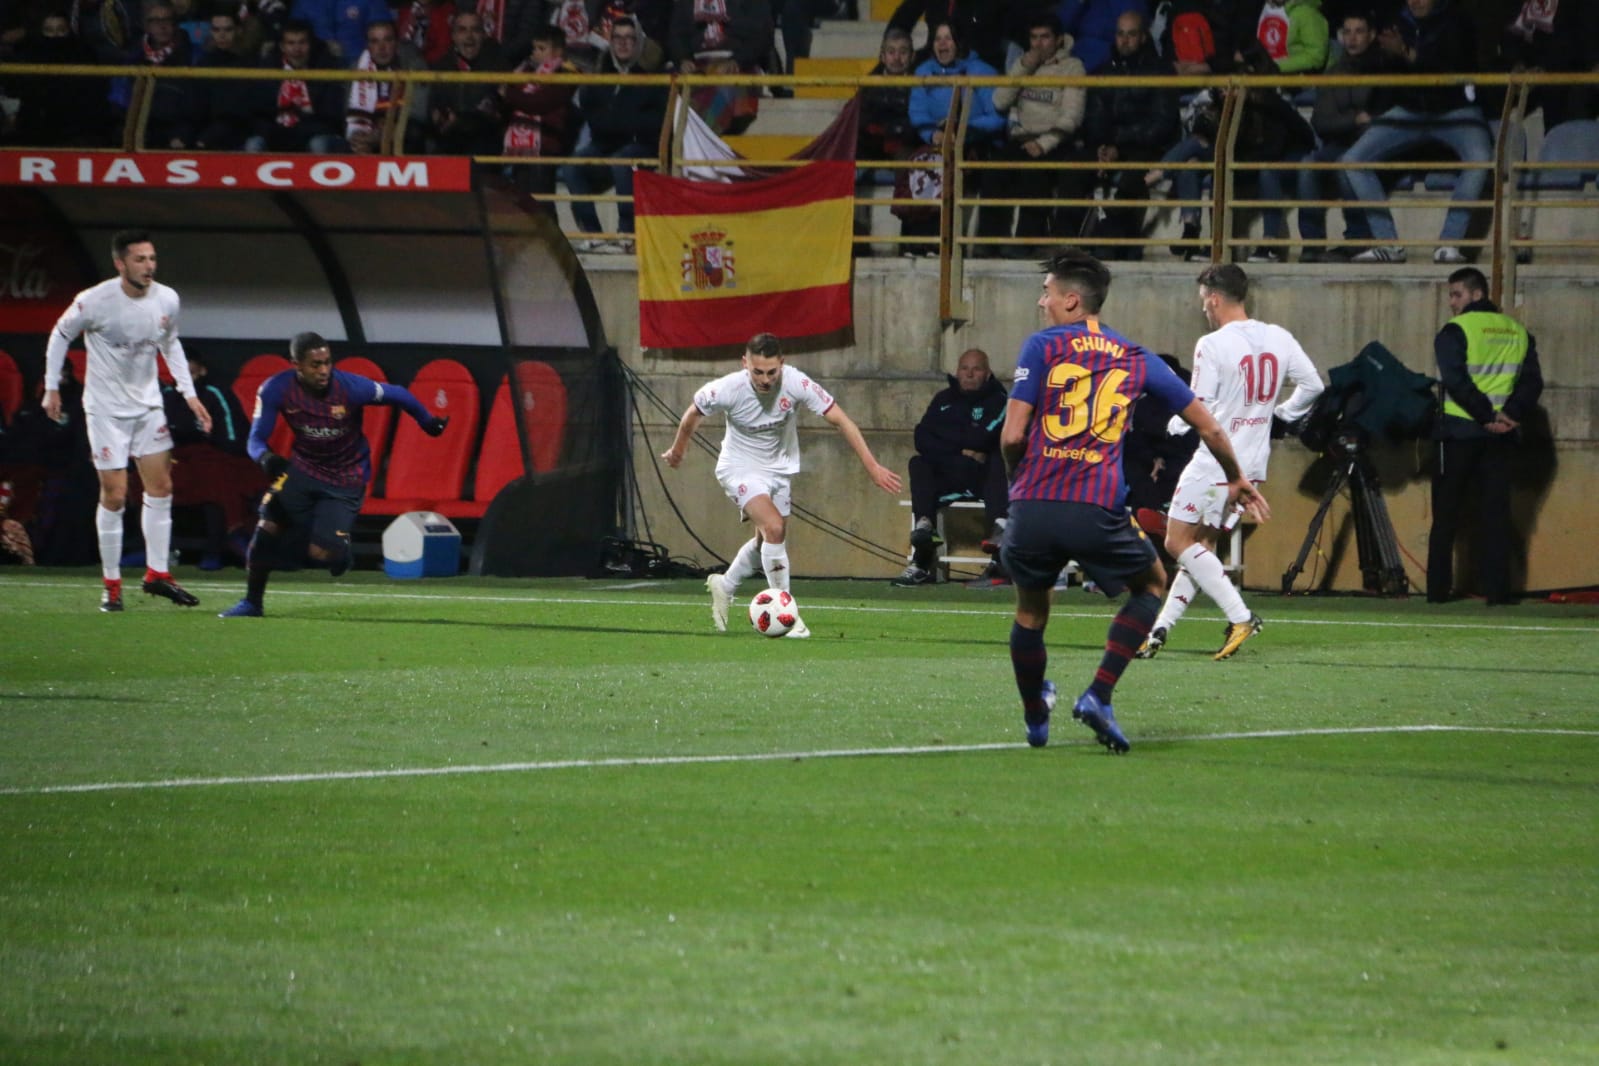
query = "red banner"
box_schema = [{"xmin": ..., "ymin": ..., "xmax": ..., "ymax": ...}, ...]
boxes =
[{"xmin": 0, "ymin": 151, "xmax": 472, "ymax": 192}]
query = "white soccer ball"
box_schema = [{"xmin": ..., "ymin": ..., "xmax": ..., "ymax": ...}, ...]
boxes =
[{"xmin": 748, "ymin": 588, "xmax": 799, "ymax": 638}]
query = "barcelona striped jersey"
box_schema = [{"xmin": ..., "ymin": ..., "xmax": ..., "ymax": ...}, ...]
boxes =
[
  {"xmin": 248, "ymin": 369, "xmax": 431, "ymax": 488},
  {"xmin": 1008, "ymin": 317, "xmax": 1195, "ymax": 509}
]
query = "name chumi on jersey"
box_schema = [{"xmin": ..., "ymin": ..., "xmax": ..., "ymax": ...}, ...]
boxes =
[{"xmin": 1070, "ymin": 335, "xmax": 1126, "ymax": 359}]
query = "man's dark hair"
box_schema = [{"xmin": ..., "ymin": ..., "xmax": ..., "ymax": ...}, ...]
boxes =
[
  {"xmin": 111, "ymin": 229, "xmax": 152, "ymax": 260},
  {"xmin": 290, "ymin": 331, "xmax": 330, "ymax": 361},
  {"xmin": 1342, "ymin": 10, "xmax": 1376, "ymax": 32},
  {"xmin": 531, "ymin": 26, "xmax": 564, "ymax": 49},
  {"xmin": 746, "ymin": 332, "xmax": 782, "ymax": 359},
  {"xmin": 280, "ymin": 18, "xmax": 314, "ymax": 43},
  {"xmin": 366, "ymin": 18, "xmax": 398, "ymax": 38},
  {"xmin": 1043, "ymin": 247, "xmax": 1111, "ymax": 313},
  {"xmin": 1449, "ymin": 266, "xmax": 1488, "ymax": 295},
  {"xmin": 1029, "ymin": 13, "xmax": 1065, "ymax": 38},
  {"xmin": 1197, "ymin": 263, "xmax": 1249, "ymax": 303}
]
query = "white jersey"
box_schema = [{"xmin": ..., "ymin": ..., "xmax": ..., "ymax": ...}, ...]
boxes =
[
  {"xmin": 43, "ymin": 278, "xmax": 194, "ymax": 418},
  {"xmin": 694, "ymin": 364, "xmax": 835, "ymax": 478},
  {"xmin": 1179, "ymin": 318, "xmax": 1323, "ymax": 482}
]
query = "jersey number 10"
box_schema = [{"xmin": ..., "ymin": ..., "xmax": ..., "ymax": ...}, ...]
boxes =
[
  {"xmin": 1042, "ymin": 363, "xmax": 1132, "ymax": 444},
  {"xmin": 1240, "ymin": 352, "xmax": 1280, "ymax": 405}
]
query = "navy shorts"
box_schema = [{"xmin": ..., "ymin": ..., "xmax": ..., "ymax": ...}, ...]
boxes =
[
  {"xmin": 261, "ymin": 467, "xmax": 364, "ymax": 561},
  {"xmin": 1000, "ymin": 499, "xmax": 1158, "ymax": 595}
]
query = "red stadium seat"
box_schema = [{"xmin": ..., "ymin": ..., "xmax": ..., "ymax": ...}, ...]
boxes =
[
  {"xmin": 513, "ymin": 360, "xmax": 567, "ymax": 473},
  {"xmin": 231, "ymin": 354, "xmax": 294, "ymax": 457},
  {"xmin": 363, "ymin": 358, "xmax": 481, "ymax": 516},
  {"xmin": 334, "ymin": 355, "xmax": 392, "ymax": 490},
  {"xmin": 0, "ymin": 350, "xmax": 23, "ymax": 424},
  {"xmin": 451, "ymin": 378, "xmax": 522, "ymax": 519}
]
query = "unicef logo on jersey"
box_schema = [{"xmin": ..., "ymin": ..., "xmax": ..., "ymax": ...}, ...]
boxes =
[{"xmin": 1014, "ymin": 367, "xmax": 1030, "ymax": 382}]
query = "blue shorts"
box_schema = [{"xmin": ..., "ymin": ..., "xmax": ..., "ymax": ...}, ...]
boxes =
[
  {"xmin": 1000, "ymin": 499, "xmax": 1158, "ymax": 595},
  {"xmin": 261, "ymin": 467, "xmax": 364, "ymax": 562}
]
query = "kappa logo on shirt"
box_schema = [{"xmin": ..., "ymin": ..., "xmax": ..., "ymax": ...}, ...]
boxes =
[{"xmin": 779, "ymin": 397, "xmax": 792, "ymax": 412}]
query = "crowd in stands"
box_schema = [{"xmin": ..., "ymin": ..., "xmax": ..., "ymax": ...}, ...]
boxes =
[{"xmin": 1, "ymin": 0, "xmax": 1596, "ymax": 261}]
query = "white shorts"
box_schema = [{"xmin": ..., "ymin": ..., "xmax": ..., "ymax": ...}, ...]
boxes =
[
  {"xmin": 86, "ymin": 409, "xmax": 173, "ymax": 471},
  {"xmin": 718, "ymin": 468, "xmax": 792, "ymax": 518},
  {"xmin": 1168, "ymin": 464, "xmax": 1233, "ymax": 529}
]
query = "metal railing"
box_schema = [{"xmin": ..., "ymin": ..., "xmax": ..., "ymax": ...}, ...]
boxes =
[{"xmin": 3, "ymin": 63, "xmax": 1595, "ymax": 315}]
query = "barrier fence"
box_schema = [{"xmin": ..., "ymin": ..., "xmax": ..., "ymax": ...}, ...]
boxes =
[{"xmin": 3, "ymin": 64, "xmax": 1595, "ymax": 318}]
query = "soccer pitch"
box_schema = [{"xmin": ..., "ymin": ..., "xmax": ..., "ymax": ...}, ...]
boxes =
[{"xmin": 2, "ymin": 572, "xmax": 1595, "ymax": 1065}]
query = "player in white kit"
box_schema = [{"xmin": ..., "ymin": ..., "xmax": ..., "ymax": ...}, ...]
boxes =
[
  {"xmin": 1140, "ymin": 264, "xmax": 1323, "ymax": 660},
  {"xmin": 43, "ymin": 230, "xmax": 212, "ymax": 612},
  {"xmin": 661, "ymin": 333, "xmax": 902, "ymax": 637}
]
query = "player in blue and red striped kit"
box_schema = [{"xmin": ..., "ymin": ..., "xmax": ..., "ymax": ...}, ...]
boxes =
[
  {"xmin": 999, "ymin": 249, "xmax": 1269, "ymax": 752},
  {"xmin": 218, "ymin": 332, "xmax": 447, "ymax": 617}
]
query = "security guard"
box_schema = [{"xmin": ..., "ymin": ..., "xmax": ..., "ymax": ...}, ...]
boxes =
[{"xmin": 1427, "ymin": 268, "xmax": 1543, "ymax": 605}]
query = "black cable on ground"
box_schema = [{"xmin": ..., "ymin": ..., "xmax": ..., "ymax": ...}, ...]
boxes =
[{"xmin": 619, "ymin": 364, "xmax": 908, "ymax": 568}]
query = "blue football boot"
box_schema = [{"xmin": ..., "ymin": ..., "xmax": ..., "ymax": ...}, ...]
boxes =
[{"xmin": 1072, "ymin": 689, "xmax": 1130, "ymax": 754}]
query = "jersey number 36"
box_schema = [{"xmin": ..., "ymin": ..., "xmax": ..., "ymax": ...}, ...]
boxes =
[{"xmin": 1042, "ymin": 363, "xmax": 1132, "ymax": 445}]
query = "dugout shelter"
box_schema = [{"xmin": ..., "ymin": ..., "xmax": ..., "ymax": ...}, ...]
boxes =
[{"xmin": 0, "ymin": 151, "xmax": 628, "ymax": 577}]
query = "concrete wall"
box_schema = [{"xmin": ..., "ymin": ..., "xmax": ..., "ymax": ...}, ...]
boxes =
[{"xmin": 584, "ymin": 256, "xmax": 1599, "ymax": 592}]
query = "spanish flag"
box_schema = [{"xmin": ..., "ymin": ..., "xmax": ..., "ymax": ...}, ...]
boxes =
[{"xmin": 635, "ymin": 161, "xmax": 854, "ymax": 350}]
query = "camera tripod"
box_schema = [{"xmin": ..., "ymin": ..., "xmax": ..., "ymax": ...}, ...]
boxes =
[{"xmin": 1282, "ymin": 437, "xmax": 1410, "ymax": 596}]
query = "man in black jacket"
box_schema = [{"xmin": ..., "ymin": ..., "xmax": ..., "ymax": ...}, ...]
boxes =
[
  {"xmin": 1343, "ymin": 0, "xmax": 1491, "ymax": 264},
  {"xmin": 560, "ymin": 16, "xmax": 668, "ymax": 252},
  {"xmin": 892, "ymin": 348, "xmax": 1009, "ymax": 586},
  {"xmin": 247, "ymin": 20, "xmax": 349, "ymax": 152},
  {"xmin": 1427, "ymin": 267, "xmax": 1543, "ymax": 605},
  {"xmin": 1081, "ymin": 10, "xmax": 1180, "ymax": 260}
]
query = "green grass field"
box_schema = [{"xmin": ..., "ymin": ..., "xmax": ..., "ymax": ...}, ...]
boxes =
[{"xmin": 2, "ymin": 571, "xmax": 1596, "ymax": 1065}]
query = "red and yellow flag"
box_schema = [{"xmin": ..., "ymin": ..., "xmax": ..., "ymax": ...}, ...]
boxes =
[{"xmin": 635, "ymin": 161, "xmax": 854, "ymax": 350}]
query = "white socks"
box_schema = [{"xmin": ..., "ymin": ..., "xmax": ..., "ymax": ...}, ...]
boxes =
[
  {"xmin": 142, "ymin": 493, "xmax": 173, "ymax": 575},
  {"xmin": 96, "ymin": 504, "xmax": 124, "ymax": 581},
  {"xmin": 1176, "ymin": 542, "xmax": 1250, "ymax": 626},
  {"xmin": 759, "ymin": 539, "xmax": 791, "ymax": 591},
  {"xmin": 723, "ymin": 537, "xmax": 761, "ymax": 593},
  {"xmin": 1155, "ymin": 567, "xmax": 1197, "ymax": 632}
]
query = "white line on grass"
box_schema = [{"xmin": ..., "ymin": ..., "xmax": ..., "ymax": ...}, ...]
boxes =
[
  {"xmin": 4, "ymin": 578, "xmax": 1597, "ymax": 634},
  {"xmin": 2, "ymin": 725, "xmax": 1594, "ymax": 798}
]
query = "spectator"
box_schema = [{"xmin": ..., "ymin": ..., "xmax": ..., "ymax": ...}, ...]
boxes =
[
  {"xmin": 889, "ymin": 0, "xmax": 1008, "ymax": 71},
  {"xmin": 1081, "ymin": 8, "xmax": 1181, "ymax": 259},
  {"xmin": 1344, "ymin": 0, "xmax": 1491, "ymax": 264},
  {"xmin": 290, "ymin": 0, "xmax": 392, "ymax": 66},
  {"xmin": 481, "ymin": 0, "xmax": 544, "ymax": 64},
  {"xmin": 854, "ymin": 28, "xmax": 917, "ymax": 255},
  {"xmin": 544, "ymin": 0, "xmax": 611, "ymax": 71},
  {"xmin": 193, "ymin": 11, "xmax": 258, "ymax": 149},
  {"xmin": 235, "ymin": 0, "xmax": 288, "ymax": 61},
  {"xmin": 76, "ymin": 0, "xmax": 136, "ymax": 64},
  {"xmin": 560, "ymin": 15, "xmax": 667, "ymax": 251},
  {"xmin": 2, "ymin": 11, "xmax": 112, "ymax": 147},
  {"xmin": 1158, "ymin": 0, "xmax": 1257, "ymax": 76},
  {"xmin": 857, "ymin": 27, "xmax": 917, "ymax": 164},
  {"xmin": 891, "ymin": 348, "xmax": 1009, "ymax": 587},
  {"xmin": 397, "ymin": 0, "xmax": 457, "ymax": 64},
  {"xmin": 1500, "ymin": 0, "xmax": 1599, "ymax": 128},
  {"xmin": 427, "ymin": 9, "xmax": 509, "ymax": 156},
  {"xmin": 346, "ymin": 18, "xmax": 430, "ymax": 154},
  {"xmin": 1296, "ymin": 10, "xmax": 1398, "ymax": 260},
  {"xmin": 772, "ymin": 0, "xmax": 823, "ymax": 93},
  {"xmin": 979, "ymin": 13, "xmax": 1087, "ymax": 257},
  {"xmin": 126, "ymin": 2, "xmax": 197, "ymax": 150},
  {"xmin": 499, "ymin": 26, "xmax": 578, "ymax": 202},
  {"xmin": 1252, "ymin": 0, "xmax": 1329, "ymax": 73},
  {"xmin": 248, "ymin": 19, "xmax": 349, "ymax": 152},
  {"xmin": 1231, "ymin": 43, "xmax": 1316, "ymax": 261},
  {"xmin": 907, "ymin": 20, "xmax": 1004, "ymax": 247},
  {"xmin": 1056, "ymin": 0, "xmax": 1150, "ymax": 74},
  {"xmin": 670, "ymin": 0, "xmax": 774, "ymax": 135}
]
